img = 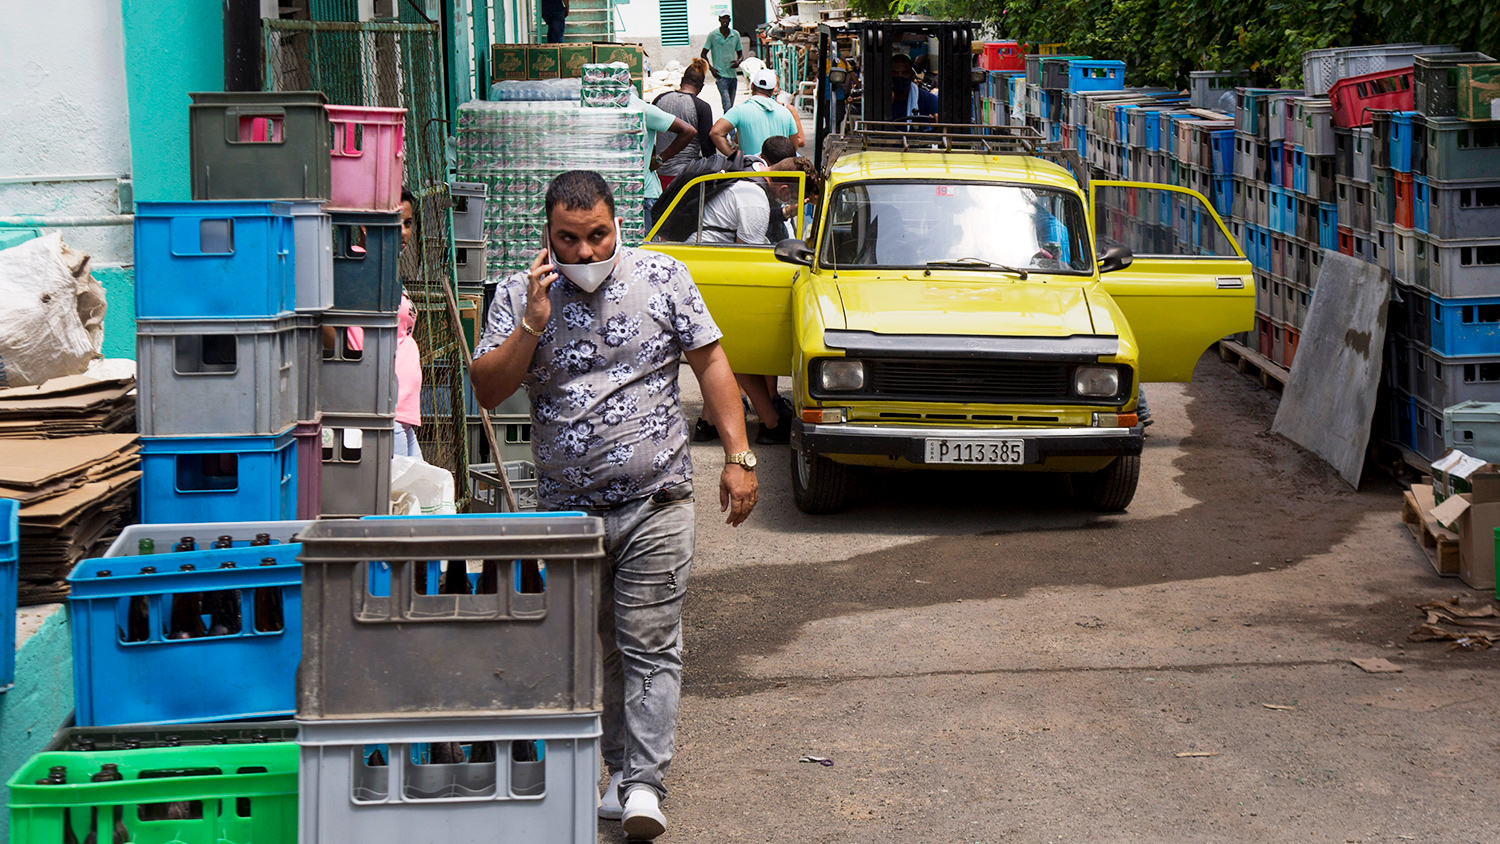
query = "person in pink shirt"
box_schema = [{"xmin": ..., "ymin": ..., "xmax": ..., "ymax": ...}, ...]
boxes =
[{"xmin": 392, "ymin": 188, "xmax": 423, "ymax": 457}]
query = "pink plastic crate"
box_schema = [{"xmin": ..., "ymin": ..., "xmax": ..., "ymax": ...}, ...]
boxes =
[{"xmin": 326, "ymin": 105, "xmax": 406, "ymax": 212}]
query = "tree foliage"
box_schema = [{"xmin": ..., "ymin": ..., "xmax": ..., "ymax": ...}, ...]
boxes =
[{"xmin": 916, "ymin": 0, "xmax": 1500, "ymax": 89}]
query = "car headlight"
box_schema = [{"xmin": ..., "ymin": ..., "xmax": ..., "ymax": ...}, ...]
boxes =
[
  {"xmin": 1073, "ymin": 366, "xmax": 1121, "ymax": 397},
  {"xmin": 819, "ymin": 360, "xmax": 866, "ymax": 391}
]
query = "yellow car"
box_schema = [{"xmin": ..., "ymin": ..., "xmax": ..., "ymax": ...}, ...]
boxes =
[{"xmin": 646, "ymin": 148, "xmax": 1252, "ymax": 513}]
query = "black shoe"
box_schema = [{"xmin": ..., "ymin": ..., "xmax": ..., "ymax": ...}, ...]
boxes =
[
  {"xmin": 772, "ymin": 394, "xmax": 795, "ymax": 421},
  {"xmin": 693, "ymin": 417, "xmax": 720, "ymax": 442},
  {"xmin": 755, "ymin": 419, "xmax": 791, "ymax": 445}
]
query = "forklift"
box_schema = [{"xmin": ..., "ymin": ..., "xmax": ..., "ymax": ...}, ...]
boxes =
[{"xmin": 812, "ymin": 19, "xmax": 979, "ymax": 166}]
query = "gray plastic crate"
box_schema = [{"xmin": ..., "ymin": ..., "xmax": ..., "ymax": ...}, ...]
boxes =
[
  {"xmin": 1295, "ymin": 99, "xmax": 1337, "ymax": 156},
  {"xmin": 1413, "ymin": 347, "xmax": 1500, "ymax": 408},
  {"xmin": 469, "ymin": 461, "xmax": 539, "ymax": 513},
  {"xmin": 104, "ymin": 520, "xmax": 314, "ymax": 557},
  {"xmin": 455, "ymin": 239, "xmax": 486, "ymax": 283},
  {"xmin": 1373, "ymin": 169, "xmax": 1396, "ymax": 225},
  {"xmin": 1410, "ymin": 394, "xmax": 1446, "ymax": 462},
  {"xmin": 1302, "ymin": 43, "xmax": 1459, "ymax": 96},
  {"xmin": 1268, "ymin": 94, "xmax": 1296, "ymax": 143},
  {"xmin": 321, "ymin": 311, "xmax": 398, "ymax": 416},
  {"xmin": 1190, "ymin": 70, "xmax": 1250, "ymax": 111},
  {"xmin": 294, "ymin": 515, "xmax": 605, "ymax": 718},
  {"xmin": 466, "ymin": 418, "xmax": 534, "ymax": 472},
  {"xmin": 1390, "ymin": 226, "xmax": 1420, "ymax": 287},
  {"xmin": 1423, "ymin": 117, "xmax": 1500, "ymax": 181},
  {"xmin": 319, "ymin": 412, "xmax": 395, "ymax": 518},
  {"xmin": 295, "ymin": 312, "xmax": 322, "ymax": 423},
  {"xmin": 451, "ymin": 182, "xmax": 488, "ymax": 242},
  {"xmin": 297, "ymin": 714, "xmax": 598, "ymax": 844},
  {"xmin": 1421, "ymin": 236, "xmax": 1500, "ymax": 298},
  {"xmin": 1443, "ymin": 400, "xmax": 1500, "ymax": 461},
  {"xmin": 1426, "ymin": 178, "xmax": 1500, "ymax": 240},
  {"xmin": 1415, "ymin": 52, "xmax": 1496, "ymax": 118},
  {"xmin": 136, "ymin": 316, "xmax": 298, "ymax": 437},
  {"xmin": 290, "ymin": 201, "xmax": 334, "ymax": 312},
  {"xmin": 190, "ymin": 91, "xmax": 332, "ymax": 201},
  {"xmin": 1351, "ymin": 127, "xmax": 1374, "ymax": 183}
]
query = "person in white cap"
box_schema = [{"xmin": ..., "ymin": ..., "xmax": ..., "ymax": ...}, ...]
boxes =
[{"xmin": 709, "ymin": 67, "xmax": 798, "ymax": 158}]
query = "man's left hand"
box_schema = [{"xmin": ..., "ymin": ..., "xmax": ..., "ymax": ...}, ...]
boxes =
[{"xmin": 719, "ymin": 464, "xmax": 757, "ymax": 526}]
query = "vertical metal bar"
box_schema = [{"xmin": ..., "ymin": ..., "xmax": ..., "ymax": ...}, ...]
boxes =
[
  {"xmin": 472, "ymin": 0, "xmax": 490, "ymax": 102},
  {"xmin": 224, "ymin": 0, "xmax": 262, "ymax": 91}
]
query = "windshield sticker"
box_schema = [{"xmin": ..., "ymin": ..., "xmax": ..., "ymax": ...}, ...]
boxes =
[{"xmin": 935, "ymin": 185, "xmax": 956, "ymax": 197}]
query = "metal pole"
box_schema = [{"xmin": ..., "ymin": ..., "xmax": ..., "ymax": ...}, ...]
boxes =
[
  {"xmin": 224, "ymin": 0, "xmax": 262, "ymax": 91},
  {"xmin": 0, "ymin": 215, "xmax": 134, "ymax": 227}
]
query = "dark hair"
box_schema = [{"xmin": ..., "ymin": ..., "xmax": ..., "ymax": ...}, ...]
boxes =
[
  {"xmin": 891, "ymin": 54, "xmax": 913, "ymax": 70},
  {"xmin": 760, "ymin": 135, "xmax": 796, "ymax": 165},
  {"xmin": 401, "ymin": 187, "xmax": 416, "ymax": 206},
  {"xmin": 545, "ymin": 171, "xmax": 615, "ymax": 221},
  {"xmin": 682, "ymin": 57, "xmax": 708, "ymax": 89},
  {"xmin": 769, "ymin": 156, "xmax": 818, "ymax": 195}
]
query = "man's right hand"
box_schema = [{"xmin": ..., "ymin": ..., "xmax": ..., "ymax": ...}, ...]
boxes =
[{"xmin": 524, "ymin": 248, "xmax": 557, "ymax": 333}]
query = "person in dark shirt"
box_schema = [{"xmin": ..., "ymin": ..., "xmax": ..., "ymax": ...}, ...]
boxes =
[
  {"xmin": 542, "ymin": 0, "xmax": 568, "ymax": 43},
  {"xmin": 891, "ymin": 54, "xmax": 938, "ymax": 120}
]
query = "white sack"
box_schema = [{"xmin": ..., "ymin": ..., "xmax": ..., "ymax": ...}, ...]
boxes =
[
  {"xmin": 389, "ymin": 454, "xmax": 458, "ymax": 516},
  {"xmin": 0, "ymin": 233, "xmax": 106, "ymax": 388}
]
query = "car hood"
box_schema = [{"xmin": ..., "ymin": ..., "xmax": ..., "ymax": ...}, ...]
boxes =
[{"xmin": 832, "ymin": 275, "xmax": 1103, "ymax": 338}]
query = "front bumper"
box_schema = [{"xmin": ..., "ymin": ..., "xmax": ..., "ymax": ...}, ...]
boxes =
[{"xmin": 791, "ymin": 421, "xmax": 1144, "ymax": 463}]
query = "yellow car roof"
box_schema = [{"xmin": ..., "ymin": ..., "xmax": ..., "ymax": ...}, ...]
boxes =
[{"xmin": 827, "ymin": 151, "xmax": 1083, "ymax": 195}]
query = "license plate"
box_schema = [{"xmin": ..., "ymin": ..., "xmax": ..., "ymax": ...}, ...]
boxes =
[{"xmin": 923, "ymin": 438, "xmax": 1026, "ymax": 465}]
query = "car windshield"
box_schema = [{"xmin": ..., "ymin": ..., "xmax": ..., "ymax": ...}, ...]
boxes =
[{"xmin": 819, "ymin": 181, "xmax": 1092, "ymax": 273}]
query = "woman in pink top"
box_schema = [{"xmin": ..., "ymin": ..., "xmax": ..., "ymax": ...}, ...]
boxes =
[{"xmin": 393, "ymin": 188, "xmax": 423, "ymax": 457}]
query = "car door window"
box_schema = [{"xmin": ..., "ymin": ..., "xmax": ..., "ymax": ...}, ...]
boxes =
[
  {"xmin": 1093, "ymin": 183, "xmax": 1238, "ymax": 258},
  {"xmin": 649, "ymin": 172, "xmax": 803, "ymax": 246}
]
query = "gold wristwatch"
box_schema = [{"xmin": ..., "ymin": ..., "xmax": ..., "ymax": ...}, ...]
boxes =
[{"xmin": 726, "ymin": 450, "xmax": 757, "ymax": 470}]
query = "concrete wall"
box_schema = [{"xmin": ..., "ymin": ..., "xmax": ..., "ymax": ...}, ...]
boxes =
[
  {"xmin": 0, "ymin": 0, "xmax": 134, "ymax": 264},
  {"xmin": 619, "ymin": 0, "xmax": 769, "ymax": 71},
  {"xmin": 121, "ymin": 0, "xmax": 223, "ymax": 202},
  {"xmin": 0, "ymin": 607, "xmax": 75, "ymax": 843}
]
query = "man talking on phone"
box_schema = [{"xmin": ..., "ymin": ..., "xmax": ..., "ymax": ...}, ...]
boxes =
[{"xmin": 471, "ymin": 170, "xmax": 757, "ymax": 840}]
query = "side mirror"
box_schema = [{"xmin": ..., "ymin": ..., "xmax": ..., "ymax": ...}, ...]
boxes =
[
  {"xmin": 774, "ymin": 238, "xmax": 814, "ymax": 267},
  {"xmin": 1097, "ymin": 243, "xmax": 1134, "ymax": 274}
]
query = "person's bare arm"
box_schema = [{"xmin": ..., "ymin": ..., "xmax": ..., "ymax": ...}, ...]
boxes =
[
  {"xmin": 709, "ymin": 117, "xmax": 736, "ymax": 156},
  {"xmin": 654, "ymin": 117, "xmax": 697, "ymax": 169},
  {"xmin": 471, "ymin": 250, "xmax": 554, "ymax": 408},
  {"xmin": 684, "ymin": 341, "xmax": 758, "ymax": 526},
  {"xmin": 787, "ymin": 104, "xmax": 806, "ymax": 148}
]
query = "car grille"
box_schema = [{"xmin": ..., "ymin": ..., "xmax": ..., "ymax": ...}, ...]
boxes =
[{"xmin": 865, "ymin": 358, "xmax": 1073, "ymax": 402}]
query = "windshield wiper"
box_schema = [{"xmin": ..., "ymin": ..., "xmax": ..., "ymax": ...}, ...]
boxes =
[{"xmin": 924, "ymin": 258, "xmax": 1028, "ymax": 279}]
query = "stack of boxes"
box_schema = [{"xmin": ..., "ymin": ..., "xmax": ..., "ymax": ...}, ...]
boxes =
[
  {"xmin": 492, "ymin": 41, "xmax": 645, "ymax": 97},
  {"xmin": 293, "ymin": 515, "xmax": 607, "ymax": 843}
]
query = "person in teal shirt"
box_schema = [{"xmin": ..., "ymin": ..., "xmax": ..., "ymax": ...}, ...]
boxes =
[
  {"xmin": 635, "ymin": 95, "xmax": 698, "ymax": 231},
  {"xmin": 701, "ymin": 14, "xmax": 743, "ymax": 111},
  {"xmin": 708, "ymin": 68, "xmax": 797, "ymax": 157}
]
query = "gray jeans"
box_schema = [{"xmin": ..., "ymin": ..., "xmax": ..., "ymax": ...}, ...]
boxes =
[{"xmin": 556, "ymin": 481, "xmax": 695, "ymax": 800}]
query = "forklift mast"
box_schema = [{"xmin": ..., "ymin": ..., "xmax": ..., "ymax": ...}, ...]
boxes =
[{"xmin": 814, "ymin": 19, "xmax": 978, "ymax": 165}]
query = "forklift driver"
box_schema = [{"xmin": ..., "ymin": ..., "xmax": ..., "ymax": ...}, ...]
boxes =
[{"xmin": 890, "ymin": 54, "xmax": 938, "ymax": 121}]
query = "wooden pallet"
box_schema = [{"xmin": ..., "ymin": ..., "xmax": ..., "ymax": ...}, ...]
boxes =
[
  {"xmin": 1401, "ymin": 485, "xmax": 1461, "ymax": 577},
  {"xmin": 1217, "ymin": 339, "xmax": 1287, "ymax": 391}
]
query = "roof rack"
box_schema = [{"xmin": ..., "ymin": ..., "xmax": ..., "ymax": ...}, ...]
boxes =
[{"xmin": 824, "ymin": 121, "xmax": 1089, "ymax": 188}]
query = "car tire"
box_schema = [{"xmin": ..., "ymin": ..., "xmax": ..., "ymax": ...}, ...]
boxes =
[
  {"xmin": 791, "ymin": 446, "xmax": 852, "ymax": 514},
  {"xmin": 1071, "ymin": 454, "xmax": 1140, "ymax": 512}
]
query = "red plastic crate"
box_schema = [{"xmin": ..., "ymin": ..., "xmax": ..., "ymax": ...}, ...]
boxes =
[
  {"xmin": 1394, "ymin": 172, "xmax": 1414, "ymax": 228},
  {"xmin": 1285, "ymin": 327, "xmax": 1300, "ymax": 367},
  {"xmin": 981, "ymin": 41, "xmax": 1024, "ymax": 72},
  {"xmin": 1270, "ymin": 322, "xmax": 1286, "ymax": 367},
  {"xmin": 1338, "ymin": 225, "xmax": 1354, "ymax": 256},
  {"xmin": 1329, "ymin": 67, "xmax": 1414, "ymax": 128},
  {"xmin": 1257, "ymin": 316, "xmax": 1274, "ymax": 358}
]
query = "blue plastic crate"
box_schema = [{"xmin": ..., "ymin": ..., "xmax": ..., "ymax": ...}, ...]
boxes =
[
  {"xmin": 1318, "ymin": 202, "xmax": 1339, "ymax": 250},
  {"xmin": 1413, "ymin": 175, "xmax": 1430, "ymax": 233},
  {"xmin": 1269, "ymin": 141, "xmax": 1284, "ymax": 181},
  {"xmin": 1430, "ymin": 294, "xmax": 1500, "ymax": 357},
  {"xmin": 1, "ymin": 498, "xmax": 16, "ymax": 693},
  {"xmin": 1390, "ymin": 112, "xmax": 1418, "ymax": 174},
  {"xmin": 139, "ymin": 431, "xmax": 298, "ymax": 524},
  {"xmin": 1267, "ymin": 187, "xmax": 1285, "ymax": 234},
  {"xmin": 1211, "ymin": 176, "xmax": 1234, "ymax": 218},
  {"xmin": 1075, "ymin": 124, "xmax": 1087, "ymax": 156},
  {"xmin": 1069, "ymin": 60, "xmax": 1126, "ymax": 92},
  {"xmin": 1115, "ymin": 104, "xmax": 1133, "ymax": 143},
  {"xmin": 1293, "ymin": 146, "xmax": 1308, "ymax": 193},
  {"xmin": 1210, "ymin": 129, "xmax": 1235, "ymax": 175},
  {"xmin": 1048, "ymin": 120, "xmax": 1061, "ymax": 143},
  {"xmin": 134, "ymin": 201, "xmax": 294, "ymax": 320},
  {"xmin": 1396, "ymin": 392, "xmax": 1419, "ymax": 451},
  {"xmin": 330, "ymin": 211, "xmax": 402, "ymax": 313},
  {"xmin": 67, "ymin": 543, "xmax": 302, "ymax": 726}
]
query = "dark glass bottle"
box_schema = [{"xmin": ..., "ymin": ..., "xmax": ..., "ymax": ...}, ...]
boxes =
[
  {"xmin": 167, "ymin": 565, "xmax": 206, "ymax": 639},
  {"xmin": 366, "ymin": 747, "xmax": 387, "ymax": 767},
  {"xmin": 90, "ymin": 765, "xmax": 128, "ymax": 844},
  {"xmin": 468, "ymin": 741, "xmax": 496, "ymax": 763},
  {"xmin": 250, "ymin": 533, "xmax": 272, "ymax": 547},
  {"xmin": 477, "ymin": 560, "xmax": 500, "ymax": 595},
  {"xmin": 207, "ymin": 561, "xmax": 241, "ymax": 636},
  {"xmin": 254, "ymin": 558, "xmax": 284, "ymax": 632},
  {"xmin": 212, "ymin": 535, "xmax": 233, "ymax": 550},
  {"xmin": 441, "ymin": 560, "xmax": 472, "ymax": 595},
  {"xmin": 173, "ymin": 536, "xmax": 196, "ymax": 553}
]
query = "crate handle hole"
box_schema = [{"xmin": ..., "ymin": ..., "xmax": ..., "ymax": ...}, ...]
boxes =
[
  {"xmin": 199, "ymin": 219, "xmax": 235, "ymax": 255},
  {"xmin": 175, "ymin": 453, "xmax": 239, "ymax": 493},
  {"xmin": 237, "ymin": 115, "xmax": 284, "ymax": 143}
]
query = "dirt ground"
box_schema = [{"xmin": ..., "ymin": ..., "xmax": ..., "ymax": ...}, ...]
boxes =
[{"xmin": 598, "ymin": 351, "xmax": 1500, "ymax": 844}]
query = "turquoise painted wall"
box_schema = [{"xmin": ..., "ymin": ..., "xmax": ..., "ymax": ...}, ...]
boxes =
[
  {"xmin": 120, "ymin": 0, "xmax": 223, "ymax": 201},
  {"xmin": 96, "ymin": 266, "xmax": 136, "ymax": 360},
  {"xmin": 0, "ymin": 608, "xmax": 75, "ymax": 842}
]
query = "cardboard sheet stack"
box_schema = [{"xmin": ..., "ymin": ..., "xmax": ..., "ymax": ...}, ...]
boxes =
[
  {"xmin": 0, "ymin": 433, "xmax": 139, "ymax": 603},
  {"xmin": 0, "ymin": 374, "xmax": 137, "ymax": 437}
]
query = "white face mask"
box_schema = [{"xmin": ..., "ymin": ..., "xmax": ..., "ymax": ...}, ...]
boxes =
[{"xmin": 550, "ymin": 219, "xmax": 622, "ymax": 293}]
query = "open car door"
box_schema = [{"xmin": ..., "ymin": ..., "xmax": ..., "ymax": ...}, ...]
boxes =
[
  {"xmin": 643, "ymin": 171, "xmax": 805, "ymax": 376},
  {"xmin": 1090, "ymin": 181, "xmax": 1255, "ymax": 382}
]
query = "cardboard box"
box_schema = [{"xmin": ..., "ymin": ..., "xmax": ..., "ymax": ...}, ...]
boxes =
[
  {"xmin": 1431, "ymin": 450, "xmax": 1490, "ymax": 503},
  {"xmin": 1429, "ymin": 463, "xmax": 1500, "ymax": 590},
  {"xmin": 527, "ymin": 44, "xmax": 562, "ymax": 79},
  {"xmin": 559, "ymin": 43, "xmax": 594, "ymax": 78},
  {"xmin": 1456, "ymin": 63, "xmax": 1500, "ymax": 121},
  {"xmin": 491, "ymin": 44, "xmax": 528, "ymax": 81},
  {"xmin": 594, "ymin": 42, "xmax": 645, "ymax": 76}
]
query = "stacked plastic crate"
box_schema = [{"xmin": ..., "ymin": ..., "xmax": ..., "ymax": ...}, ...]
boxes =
[
  {"xmin": 293, "ymin": 515, "xmax": 607, "ymax": 844},
  {"xmin": 8, "ymin": 520, "xmax": 311, "ymax": 843},
  {"xmin": 1364, "ymin": 50, "xmax": 1500, "ymax": 461}
]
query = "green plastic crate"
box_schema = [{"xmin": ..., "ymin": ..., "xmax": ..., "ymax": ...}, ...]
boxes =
[{"xmin": 7, "ymin": 744, "xmax": 297, "ymax": 844}]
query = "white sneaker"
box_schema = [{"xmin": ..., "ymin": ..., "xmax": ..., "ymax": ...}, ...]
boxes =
[
  {"xmin": 598, "ymin": 771, "xmax": 624, "ymax": 820},
  {"xmin": 621, "ymin": 786, "xmax": 667, "ymax": 840}
]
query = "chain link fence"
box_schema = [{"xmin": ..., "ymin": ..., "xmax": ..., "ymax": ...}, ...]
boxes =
[{"xmin": 263, "ymin": 17, "xmax": 475, "ymax": 509}]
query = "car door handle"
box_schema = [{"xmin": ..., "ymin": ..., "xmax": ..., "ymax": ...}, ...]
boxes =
[{"xmin": 1215, "ymin": 277, "xmax": 1245, "ymax": 289}]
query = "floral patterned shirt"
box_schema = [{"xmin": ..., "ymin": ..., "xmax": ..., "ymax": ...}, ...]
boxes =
[{"xmin": 474, "ymin": 246, "xmax": 723, "ymax": 508}]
